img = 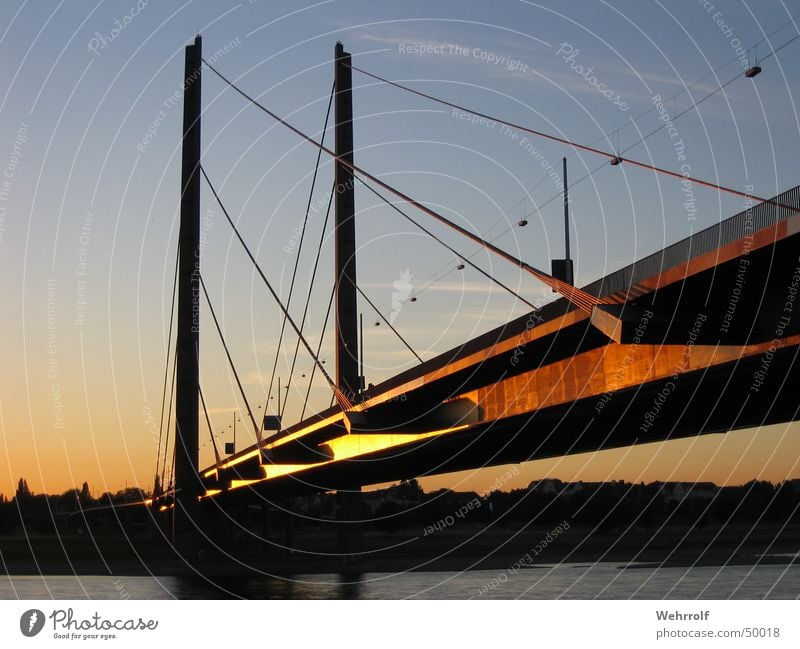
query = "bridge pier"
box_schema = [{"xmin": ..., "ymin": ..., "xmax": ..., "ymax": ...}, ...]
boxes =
[
  {"xmin": 261, "ymin": 503, "xmax": 271, "ymax": 549},
  {"xmin": 283, "ymin": 507, "xmax": 296, "ymax": 555},
  {"xmin": 336, "ymin": 487, "xmax": 363, "ymax": 564}
]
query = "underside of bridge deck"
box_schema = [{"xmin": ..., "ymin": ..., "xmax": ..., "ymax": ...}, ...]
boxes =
[{"xmin": 196, "ymin": 196, "xmax": 800, "ymax": 505}]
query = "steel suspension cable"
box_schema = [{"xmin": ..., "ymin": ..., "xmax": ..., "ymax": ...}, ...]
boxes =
[
  {"xmin": 425, "ymin": 191, "xmax": 535, "ymax": 285},
  {"xmin": 382, "ymin": 219, "xmax": 520, "ymax": 312},
  {"xmin": 622, "ymin": 31, "xmax": 800, "ymax": 157},
  {"xmin": 300, "ymin": 284, "xmax": 336, "ymax": 421},
  {"xmin": 282, "ymin": 186, "xmax": 334, "ymax": 419},
  {"xmin": 266, "ymin": 80, "xmax": 335, "ymax": 416},
  {"xmin": 202, "ymin": 59, "xmax": 600, "ymax": 312},
  {"xmin": 355, "ymin": 204, "xmax": 541, "ymax": 317},
  {"xmin": 167, "ymin": 442, "xmax": 176, "ymax": 493},
  {"xmin": 507, "ymin": 66, "xmax": 739, "ymax": 222},
  {"xmin": 414, "ymin": 223, "xmax": 524, "ymax": 302},
  {"xmin": 533, "ymin": 20, "xmax": 800, "ymax": 179},
  {"xmin": 159, "ymin": 348, "xmax": 177, "ymax": 493},
  {"xmin": 622, "ymin": 75, "xmax": 744, "ymax": 157},
  {"xmin": 198, "ymin": 383, "xmax": 222, "ymax": 466},
  {"xmin": 521, "ymin": 30, "xmax": 798, "ymax": 225},
  {"xmin": 356, "ymin": 283, "xmax": 423, "ymax": 363},
  {"xmin": 199, "ymin": 164, "xmax": 355, "ymax": 411},
  {"xmin": 154, "ymin": 246, "xmax": 179, "ymax": 493},
  {"xmin": 346, "ymin": 63, "xmax": 797, "ymax": 212},
  {"xmin": 496, "ymin": 27, "xmax": 800, "ymax": 242},
  {"xmin": 357, "ymin": 176, "xmax": 539, "ymax": 312},
  {"xmin": 276, "ymin": 180, "xmax": 424, "ymax": 366},
  {"xmin": 198, "ymin": 273, "xmax": 262, "ymax": 444},
  {"xmin": 657, "ymin": 40, "xmax": 798, "ymax": 157}
]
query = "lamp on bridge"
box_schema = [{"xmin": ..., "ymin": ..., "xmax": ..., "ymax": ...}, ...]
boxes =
[
  {"xmin": 745, "ymin": 64, "xmax": 761, "ymax": 78},
  {"xmin": 260, "ymin": 377, "xmax": 284, "ymax": 439},
  {"xmin": 263, "ymin": 415, "xmax": 281, "ymax": 432},
  {"xmin": 745, "ymin": 46, "xmax": 762, "ymax": 78},
  {"xmin": 224, "ymin": 412, "xmax": 240, "ymax": 455}
]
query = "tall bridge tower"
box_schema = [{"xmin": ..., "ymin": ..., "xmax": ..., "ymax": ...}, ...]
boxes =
[
  {"xmin": 334, "ymin": 42, "xmax": 363, "ymax": 561},
  {"xmin": 174, "ymin": 35, "xmax": 202, "ymax": 555}
]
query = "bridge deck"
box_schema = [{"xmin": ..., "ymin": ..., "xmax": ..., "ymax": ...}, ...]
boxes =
[{"xmin": 199, "ymin": 185, "xmax": 800, "ymax": 501}]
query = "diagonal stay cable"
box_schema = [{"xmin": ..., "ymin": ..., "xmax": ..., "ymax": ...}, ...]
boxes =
[
  {"xmin": 421, "ymin": 188, "xmax": 535, "ymax": 290},
  {"xmin": 414, "ymin": 218, "xmax": 528, "ymax": 303},
  {"xmin": 346, "ymin": 62, "xmax": 798, "ymax": 213},
  {"xmin": 356, "ymin": 283, "xmax": 423, "ymax": 363},
  {"xmin": 266, "ymin": 79, "xmax": 335, "ymax": 416},
  {"xmin": 199, "ymin": 164, "xmax": 355, "ymax": 412},
  {"xmin": 373, "ymin": 210, "xmax": 532, "ymax": 314},
  {"xmin": 154, "ymin": 245, "xmax": 179, "ymax": 491},
  {"xmin": 198, "ymin": 383, "xmax": 222, "ymax": 466},
  {"xmin": 357, "ymin": 175, "xmax": 539, "ymax": 312},
  {"xmin": 554, "ymin": 23, "xmax": 800, "ymax": 169},
  {"xmin": 621, "ymin": 22, "xmax": 800, "ymax": 150},
  {"xmin": 282, "ymin": 185, "xmax": 334, "ymax": 419},
  {"xmin": 500, "ymin": 27, "xmax": 800, "ymax": 235},
  {"xmin": 300, "ymin": 26, "xmax": 800, "ymax": 318},
  {"xmin": 622, "ymin": 72, "xmax": 741, "ymax": 156},
  {"xmin": 526, "ymin": 27, "xmax": 799, "ymax": 239},
  {"xmin": 277, "ymin": 178, "xmax": 423, "ymax": 367},
  {"xmin": 167, "ymin": 442, "xmax": 176, "ymax": 493},
  {"xmin": 202, "ymin": 58, "xmax": 601, "ymax": 313},
  {"xmin": 160, "ymin": 347, "xmax": 177, "ymax": 493},
  {"xmin": 199, "ymin": 273, "xmax": 262, "ymax": 444},
  {"xmin": 300, "ymin": 284, "xmax": 336, "ymax": 422}
]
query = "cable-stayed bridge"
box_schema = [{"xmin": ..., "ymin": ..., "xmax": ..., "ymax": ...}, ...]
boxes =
[{"xmin": 152, "ymin": 37, "xmax": 800, "ymax": 554}]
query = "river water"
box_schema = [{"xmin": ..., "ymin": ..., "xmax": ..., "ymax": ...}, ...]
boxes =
[{"xmin": 1, "ymin": 563, "xmax": 798, "ymax": 599}]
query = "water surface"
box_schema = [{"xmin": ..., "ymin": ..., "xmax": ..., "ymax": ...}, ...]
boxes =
[{"xmin": 2, "ymin": 563, "xmax": 798, "ymax": 599}]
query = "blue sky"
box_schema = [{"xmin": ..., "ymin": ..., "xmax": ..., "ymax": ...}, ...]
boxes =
[{"xmin": 1, "ymin": 0, "xmax": 799, "ymax": 496}]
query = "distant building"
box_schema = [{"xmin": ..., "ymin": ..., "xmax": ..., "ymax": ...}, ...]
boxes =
[
  {"xmin": 652, "ymin": 481, "xmax": 719, "ymax": 503},
  {"xmin": 527, "ymin": 479, "xmax": 627, "ymax": 497},
  {"xmin": 527, "ymin": 478, "xmax": 564, "ymax": 494}
]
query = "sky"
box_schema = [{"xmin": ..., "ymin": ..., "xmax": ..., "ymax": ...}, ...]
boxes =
[{"xmin": 1, "ymin": 0, "xmax": 799, "ymax": 498}]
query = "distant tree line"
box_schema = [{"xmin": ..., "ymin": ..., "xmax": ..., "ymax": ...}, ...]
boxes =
[
  {"xmin": 0, "ymin": 478, "xmax": 148, "ymax": 536},
  {"xmin": 1, "ymin": 476, "xmax": 798, "ymax": 537},
  {"xmin": 478, "ymin": 479, "xmax": 800, "ymax": 535},
  {"xmin": 262, "ymin": 478, "xmax": 800, "ymax": 536}
]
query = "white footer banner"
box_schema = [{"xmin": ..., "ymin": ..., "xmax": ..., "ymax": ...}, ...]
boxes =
[{"xmin": 0, "ymin": 600, "xmax": 798, "ymax": 648}]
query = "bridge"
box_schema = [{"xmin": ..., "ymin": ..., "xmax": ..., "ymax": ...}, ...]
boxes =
[
  {"xmin": 152, "ymin": 37, "xmax": 800, "ymax": 556},
  {"xmin": 206, "ymin": 186, "xmax": 800, "ymax": 501}
]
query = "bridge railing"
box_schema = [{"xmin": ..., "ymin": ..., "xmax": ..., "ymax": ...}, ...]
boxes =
[{"xmin": 583, "ymin": 184, "xmax": 800, "ymax": 299}]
